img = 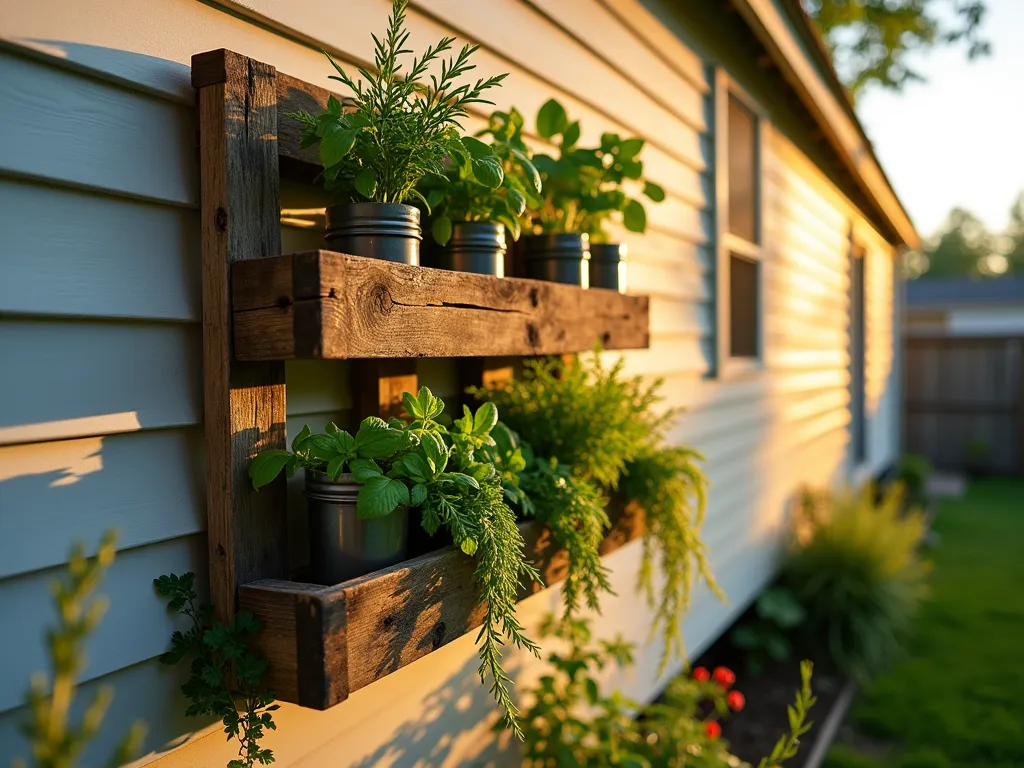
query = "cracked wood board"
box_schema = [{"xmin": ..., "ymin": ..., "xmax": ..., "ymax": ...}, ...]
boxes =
[{"xmin": 231, "ymin": 250, "xmax": 650, "ymax": 360}]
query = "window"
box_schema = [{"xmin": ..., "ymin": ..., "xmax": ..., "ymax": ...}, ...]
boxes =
[
  {"xmin": 715, "ymin": 73, "xmax": 765, "ymax": 373},
  {"xmin": 849, "ymin": 241, "xmax": 868, "ymax": 464}
]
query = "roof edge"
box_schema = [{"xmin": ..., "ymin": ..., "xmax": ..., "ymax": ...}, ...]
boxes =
[{"xmin": 728, "ymin": 0, "xmax": 919, "ymax": 248}]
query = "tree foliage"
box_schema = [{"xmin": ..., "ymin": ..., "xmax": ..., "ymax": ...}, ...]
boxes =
[{"xmin": 802, "ymin": 0, "xmax": 990, "ymax": 98}]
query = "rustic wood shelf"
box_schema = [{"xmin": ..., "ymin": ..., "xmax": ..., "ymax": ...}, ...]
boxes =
[
  {"xmin": 238, "ymin": 505, "xmax": 643, "ymax": 709},
  {"xmin": 231, "ymin": 250, "xmax": 651, "ymax": 361}
]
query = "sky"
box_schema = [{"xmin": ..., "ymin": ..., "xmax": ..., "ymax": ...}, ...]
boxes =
[{"xmin": 854, "ymin": 0, "xmax": 1024, "ymax": 241}]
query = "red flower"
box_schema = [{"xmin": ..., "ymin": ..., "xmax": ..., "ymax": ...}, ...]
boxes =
[
  {"xmin": 692, "ymin": 666, "xmax": 711, "ymax": 682},
  {"xmin": 712, "ymin": 666, "xmax": 736, "ymax": 688},
  {"xmin": 727, "ymin": 691, "xmax": 746, "ymax": 711},
  {"xmin": 705, "ymin": 721, "xmax": 721, "ymax": 739}
]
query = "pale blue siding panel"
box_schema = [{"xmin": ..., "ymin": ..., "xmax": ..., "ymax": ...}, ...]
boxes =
[
  {"xmin": 0, "ymin": 320, "xmax": 202, "ymax": 445},
  {"xmin": 0, "ymin": 428, "xmax": 205, "ymax": 579},
  {"xmin": 0, "ymin": 178, "xmax": 201, "ymax": 321},
  {"xmin": 0, "ymin": 49, "xmax": 196, "ymax": 205},
  {"xmin": 0, "ymin": 534, "xmax": 206, "ymax": 713}
]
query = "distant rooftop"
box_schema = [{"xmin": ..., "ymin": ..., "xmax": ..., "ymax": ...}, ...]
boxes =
[{"xmin": 907, "ymin": 277, "xmax": 1024, "ymax": 307}]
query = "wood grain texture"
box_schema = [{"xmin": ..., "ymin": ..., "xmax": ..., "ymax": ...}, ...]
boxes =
[
  {"xmin": 239, "ymin": 504, "xmax": 643, "ymax": 709},
  {"xmin": 232, "ymin": 251, "xmax": 650, "ymax": 360},
  {"xmin": 195, "ymin": 49, "xmax": 288, "ymax": 621}
]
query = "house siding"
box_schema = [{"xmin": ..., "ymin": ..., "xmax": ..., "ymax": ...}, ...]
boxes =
[{"xmin": 0, "ymin": 0, "xmax": 900, "ymax": 765}]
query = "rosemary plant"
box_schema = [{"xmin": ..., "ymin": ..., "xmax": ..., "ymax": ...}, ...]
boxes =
[
  {"xmin": 288, "ymin": 0, "xmax": 507, "ymax": 205},
  {"xmin": 530, "ymin": 98, "xmax": 665, "ymax": 239},
  {"xmin": 250, "ymin": 388, "xmax": 540, "ymax": 737}
]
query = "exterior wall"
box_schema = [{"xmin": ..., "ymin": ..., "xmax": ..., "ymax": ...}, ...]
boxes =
[{"xmin": 0, "ymin": 1, "xmax": 901, "ymax": 766}]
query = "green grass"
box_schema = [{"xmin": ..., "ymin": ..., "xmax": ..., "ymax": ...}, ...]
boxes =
[{"xmin": 824, "ymin": 479, "xmax": 1024, "ymax": 768}]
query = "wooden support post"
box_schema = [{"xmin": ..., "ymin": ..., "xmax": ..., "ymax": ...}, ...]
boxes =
[
  {"xmin": 193, "ymin": 49, "xmax": 288, "ymax": 622},
  {"xmin": 457, "ymin": 357, "xmax": 518, "ymax": 411},
  {"xmin": 352, "ymin": 360, "xmax": 418, "ymax": 423}
]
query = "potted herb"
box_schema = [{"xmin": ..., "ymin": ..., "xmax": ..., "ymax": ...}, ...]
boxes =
[
  {"xmin": 248, "ymin": 387, "xmax": 540, "ymax": 736},
  {"xmin": 418, "ymin": 108, "xmax": 542, "ymax": 276},
  {"xmin": 288, "ymin": 0, "xmax": 508, "ymax": 265},
  {"xmin": 526, "ymin": 99, "xmax": 665, "ymax": 290}
]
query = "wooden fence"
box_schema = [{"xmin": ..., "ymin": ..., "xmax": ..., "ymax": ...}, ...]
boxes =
[{"xmin": 904, "ymin": 336, "xmax": 1024, "ymax": 475}]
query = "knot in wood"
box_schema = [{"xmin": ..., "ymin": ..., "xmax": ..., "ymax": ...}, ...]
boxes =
[
  {"xmin": 370, "ymin": 282, "xmax": 393, "ymax": 315},
  {"xmin": 431, "ymin": 621, "xmax": 446, "ymax": 650},
  {"xmin": 526, "ymin": 323, "xmax": 540, "ymax": 348},
  {"xmin": 214, "ymin": 206, "xmax": 228, "ymax": 232},
  {"xmin": 529, "ymin": 287, "xmax": 540, "ymax": 308}
]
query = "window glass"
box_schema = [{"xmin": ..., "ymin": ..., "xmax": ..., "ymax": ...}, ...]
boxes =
[
  {"xmin": 728, "ymin": 95, "xmax": 758, "ymax": 244},
  {"xmin": 729, "ymin": 253, "xmax": 758, "ymax": 358}
]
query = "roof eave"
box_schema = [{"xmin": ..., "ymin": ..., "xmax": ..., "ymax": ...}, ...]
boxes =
[{"xmin": 728, "ymin": 0, "xmax": 920, "ymax": 249}]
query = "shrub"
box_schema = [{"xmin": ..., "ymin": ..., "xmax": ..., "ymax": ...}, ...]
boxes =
[
  {"xmin": 896, "ymin": 454, "xmax": 932, "ymax": 508},
  {"xmin": 781, "ymin": 484, "xmax": 931, "ymax": 680}
]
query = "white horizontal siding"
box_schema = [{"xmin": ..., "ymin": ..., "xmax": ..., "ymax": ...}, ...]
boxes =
[{"xmin": 0, "ymin": 0, "xmax": 901, "ymax": 763}]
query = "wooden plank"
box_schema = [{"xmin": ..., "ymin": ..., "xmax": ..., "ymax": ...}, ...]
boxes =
[
  {"xmin": 232, "ymin": 251, "xmax": 650, "ymax": 360},
  {"xmin": 238, "ymin": 505, "xmax": 643, "ymax": 709},
  {"xmin": 193, "ymin": 49, "xmax": 288, "ymax": 621}
]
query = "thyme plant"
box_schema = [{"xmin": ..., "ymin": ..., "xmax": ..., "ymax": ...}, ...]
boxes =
[
  {"xmin": 14, "ymin": 532, "xmax": 146, "ymax": 768},
  {"xmin": 250, "ymin": 388, "xmax": 541, "ymax": 736},
  {"xmin": 288, "ymin": 0, "xmax": 506, "ymax": 205},
  {"xmin": 419, "ymin": 107, "xmax": 543, "ymax": 244},
  {"xmin": 530, "ymin": 98, "xmax": 665, "ymax": 240}
]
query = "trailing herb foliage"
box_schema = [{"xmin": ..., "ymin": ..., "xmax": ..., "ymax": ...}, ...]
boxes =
[
  {"xmin": 14, "ymin": 532, "xmax": 146, "ymax": 768},
  {"xmin": 288, "ymin": 0, "xmax": 506, "ymax": 205},
  {"xmin": 249, "ymin": 388, "xmax": 540, "ymax": 736},
  {"xmin": 419, "ymin": 107, "xmax": 543, "ymax": 244},
  {"xmin": 624, "ymin": 447, "xmax": 723, "ymax": 673},
  {"xmin": 530, "ymin": 98, "xmax": 665, "ymax": 239},
  {"xmin": 473, "ymin": 351, "xmax": 719, "ymax": 667},
  {"xmin": 155, "ymin": 573, "xmax": 278, "ymax": 768},
  {"xmin": 517, "ymin": 616, "xmax": 816, "ymax": 768}
]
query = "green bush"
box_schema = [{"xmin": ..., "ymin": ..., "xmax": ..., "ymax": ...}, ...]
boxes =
[
  {"xmin": 781, "ymin": 484, "xmax": 931, "ymax": 680},
  {"xmin": 896, "ymin": 454, "xmax": 932, "ymax": 507}
]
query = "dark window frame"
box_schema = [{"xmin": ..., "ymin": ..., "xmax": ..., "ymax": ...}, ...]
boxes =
[{"xmin": 714, "ymin": 70, "xmax": 767, "ymax": 376}]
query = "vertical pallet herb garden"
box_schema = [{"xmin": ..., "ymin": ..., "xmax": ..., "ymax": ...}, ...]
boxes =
[{"xmin": 190, "ymin": 11, "xmax": 652, "ymax": 735}]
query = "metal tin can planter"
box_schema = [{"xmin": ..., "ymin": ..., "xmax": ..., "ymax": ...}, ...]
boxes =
[
  {"xmin": 438, "ymin": 221, "xmax": 507, "ymax": 277},
  {"xmin": 324, "ymin": 202, "xmax": 422, "ymax": 265},
  {"xmin": 588, "ymin": 243, "xmax": 628, "ymax": 293},
  {"xmin": 304, "ymin": 470, "xmax": 409, "ymax": 584},
  {"xmin": 523, "ymin": 233, "xmax": 591, "ymax": 286}
]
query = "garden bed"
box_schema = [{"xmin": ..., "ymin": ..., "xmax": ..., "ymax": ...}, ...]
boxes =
[{"xmin": 691, "ymin": 607, "xmax": 848, "ymax": 768}]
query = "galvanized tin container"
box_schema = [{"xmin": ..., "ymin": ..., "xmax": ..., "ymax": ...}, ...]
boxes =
[
  {"xmin": 588, "ymin": 242, "xmax": 628, "ymax": 293},
  {"xmin": 324, "ymin": 202, "xmax": 422, "ymax": 265},
  {"xmin": 438, "ymin": 221, "xmax": 507, "ymax": 276},
  {"xmin": 522, "ymin": 233, "xmax": 591, "ymax": 286},
  {"xmin": 304, "ymin": 470, "xmax": 409, "ymax": 585}
]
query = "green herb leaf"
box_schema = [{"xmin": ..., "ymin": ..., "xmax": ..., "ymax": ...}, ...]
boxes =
[
  {"xmin": 461, "ymin": 135, "xmax": 493, "ymax": 159},
  {"xmin": 449, "ymin": 472, "xmax": 481, "ymax": 491},
  {"xmin": 401, "ymin": 452, "xmax": 434, "ymax": 483},
  {"xmin": 472, "ymin": 156, "xmax": 504, "ymax": 188},
  {"xmin": 460, "ymin": 537, "xmax": 478, "ymax": 556},
  {"xmin": 248, "ymin": 450, "xmax": 293, "ymax": 489},
  {"xmin": 617, "ymin": 137, "xmax": 645, "ymax": 161},
  {"xmin": 291, "ymin": 424, "xmax": 312, "ymax": 452},
  {"xmin": 319, "ymin": 124, "xmax": 357, "ymax": 168},
  {"xmin": 506, "ymin": 188, "xmax": 527, "ymax": 217},
  {"xmin": 420, "ymin": 432, "xmax": 449, "ymax": 473},
  {"xmin": 643, "ymin": 181, "xmax": 666, "ymax": 203},
  {"xmin": 349, "ymin": 458, "xmax": 383, "ymax": 482},
  {"xmin": 357, "ymin": 476, "xmax": 410, "ymax": 518},
  {"xmin": 537, "ymin": 99, "xmax": 569, "ymax": 139},
  {"xmin": 326, "ymin": 454, "xmax": 347, "ymax": 480},
  {"xmin": 354, "ymin": 167, "xmax": 378, "ymax": 199},
  {"xmin": 512, "ymin": 149, "xmax": 542, "ymax": 193},
  {"xmin": 623, "ymin": 198, "xmax": 647, "ymax": 233},
  {"xmin": 410, "ymin": 483, "xmax": 428, "ymax": 506},
  {"xmin": 433, "ymin": 215, "xmax": 453, "ymax": 246},
  {"xmin": 562, "ymin": 120, "xmax": 581, "ymax": 149},
  {"xmin": 473, "ymin": 402, "xmax": 499, "ymax": 436}
]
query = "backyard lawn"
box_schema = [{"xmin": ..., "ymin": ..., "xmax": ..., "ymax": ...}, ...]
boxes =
[{"xmin": 825, "ymin": 479, "xmax": 1024, "ymax": 768}]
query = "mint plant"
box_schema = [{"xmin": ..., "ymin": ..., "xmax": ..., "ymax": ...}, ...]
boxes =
[
  {"xmin": 287, "ymin": 0, "xmax": 507, "ymax": 206},
  {"xmin": 530, "ymin": 98, "xmax": 665, "ymax": 240},
  {"xmin": 419, "ymin": 107, "xmax": 543, "ymax": 244},
  {"xmin": 155, "ymin": 572, "xmax": 278, "ymax": 768},
  {"xmin": 249, "ymin": 387, "xmax": 541, "ymax": 736}
]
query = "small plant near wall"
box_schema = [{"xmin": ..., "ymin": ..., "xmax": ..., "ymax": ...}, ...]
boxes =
[
  {"xmin": 249, "ymin": 388, "xmax": 541, "ymax": 737},
  {"xmin": 286, "ymin": 0, "xmax": 509, "ymax": 264},
  {"xmin": 729, "ymin": 586, "xmax": 807, "ymax": 674},
  {"xmin": 517, "ymin": 615, "xmax": 816, "ymax": 768},
  {"xmin": 155, "ymin": 573, "xmax": 278, "ymax": 768},
  {"xmin": 472, "ymin": 350, "xmax": 721, "ymax": 670},
  {"xmin": 14, "ymin": 532, "xmax": 147, "ymax": 768},
  {"xmin": 521, "ymin": 98, "xmax": 665, "ymax": 289},
  {"xmin": 781, "ymin": 484, "xmax": 931, "ymax": 681}
]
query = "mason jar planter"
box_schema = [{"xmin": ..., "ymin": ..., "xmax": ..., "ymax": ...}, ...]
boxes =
[
  {"xmin": 437, "ymin": 221, "xmax": 507, "ymax": 277},
  {"xmin": 522, "ymin": 233, "xmax": 591, "ymax": 286},
  {"xmin": 304, "ymin": 470, "xmax": 409, "ymax": 584},
  {"xmin": 588, "ymin": 243, "xmax": 628, "ymax": 293},
  {"xmin": 325, "ymin": 202, "xmax": 422, "ymax": 265}
]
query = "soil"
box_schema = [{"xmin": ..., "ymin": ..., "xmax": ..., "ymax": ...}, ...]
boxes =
[{"xmin": 689, "ymin": 605, "xmax": 846, "ymax": 768}]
